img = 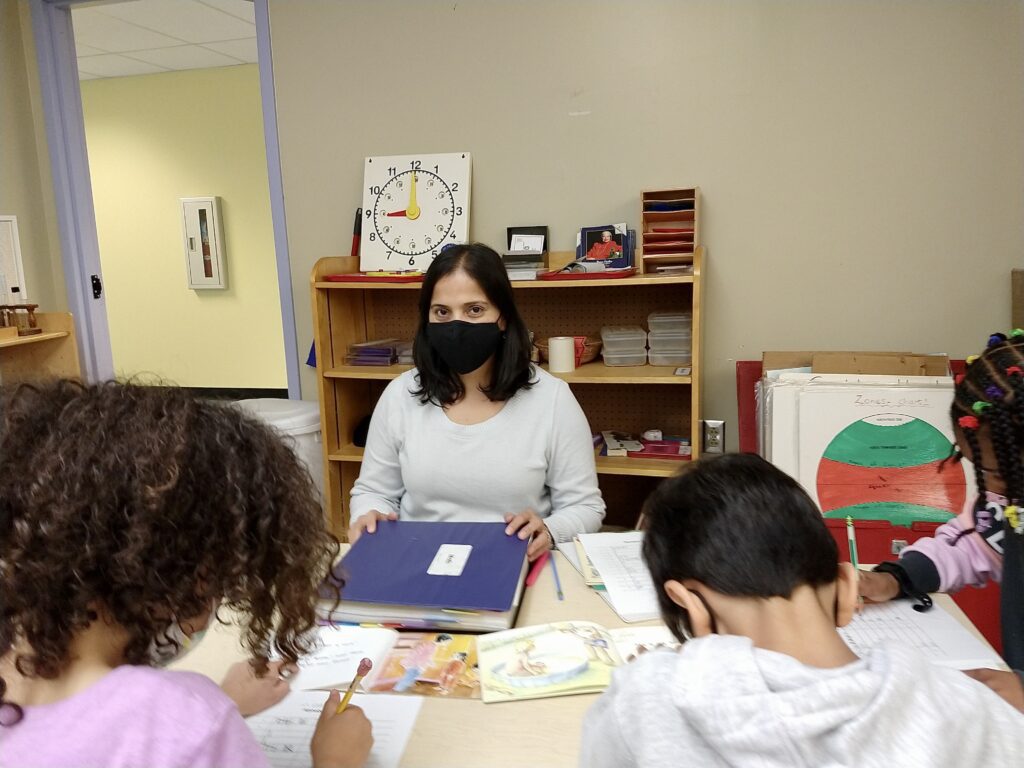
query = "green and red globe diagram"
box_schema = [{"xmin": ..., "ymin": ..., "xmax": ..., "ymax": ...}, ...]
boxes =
[{"xmin": 816, "ymin": 413, "xmax": 965, "ymax": 526}]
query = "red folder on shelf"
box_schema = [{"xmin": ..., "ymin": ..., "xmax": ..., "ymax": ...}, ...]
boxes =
[{"xmin": 536, "ymin": 267, "xmax": 637, "ymax": 281}]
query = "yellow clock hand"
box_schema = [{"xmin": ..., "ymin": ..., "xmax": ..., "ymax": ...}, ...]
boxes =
[{"xmin": 406, "ymin": 172, "xmax": 420, "ymax": 220}]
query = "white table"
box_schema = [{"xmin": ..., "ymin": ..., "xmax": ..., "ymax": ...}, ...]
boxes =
[{"xmin": 176, "ymin": 554, "xmax": 997, "ymax": 767}]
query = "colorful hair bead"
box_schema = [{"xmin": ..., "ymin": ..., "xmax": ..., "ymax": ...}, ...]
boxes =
[
  {"xmin": 1008, "ymin": 366, "xmax": 1023, "ymax": 377},
  {"xmin": 989, "ymin": 333, "xmax": 1007, "ymax": 347},
  {"xmin": 1011, "ymin": 329, "xmax": 1024, "ymax": 338},
  {"xmin": 966, "ymin": 355, "xmax": 980, "ymax": 365},
  {"xmin": 958, "ymin": 415, "xmax": 980, "ymax": 430},
  {"xmin": 1006, "ymin": 506, "xmax": 1020, "ymax": 531},
  {"xmin": 972, "ymin": 401, "xmax": 992, "ymax": 415},
  {"xmin": 985, "ymin": 385, "xmax": 1004, "ymax": 399},
  {"xmin": 954, "ymin": 373, "xmax": 966, "ymax": 385}
]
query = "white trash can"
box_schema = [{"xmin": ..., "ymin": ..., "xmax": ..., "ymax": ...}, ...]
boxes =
[{"xmin": 236, "ymin": 398, "xmax": 324, "ymax": 508}]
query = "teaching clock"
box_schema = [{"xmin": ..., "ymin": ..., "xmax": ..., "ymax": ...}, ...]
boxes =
[{"xmin": 359, "ymin": 152, "xmax": 472, "ymax": 272}]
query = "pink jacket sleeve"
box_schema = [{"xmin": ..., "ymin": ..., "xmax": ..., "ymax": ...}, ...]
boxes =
[{"xmin": 899, "ymin": 500, "xmax": 1003, "ymax": 593}]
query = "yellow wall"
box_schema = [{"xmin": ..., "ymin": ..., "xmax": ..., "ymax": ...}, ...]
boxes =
[
  {"xmin": 81, "ymin": 64, "xmax": 286, "ymax": 388},
  {"xmin": 268, "ymin": 0, "xmax": 1024, "ymax": 446},
  {"xmin": 0, "ymin": 0, "xmax": 66, "ymax": 312}
]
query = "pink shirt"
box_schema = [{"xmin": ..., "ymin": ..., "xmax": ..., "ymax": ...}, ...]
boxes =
[{"xmin": 0, "ymin": 665, "xmax": 269, "ymax": 768}]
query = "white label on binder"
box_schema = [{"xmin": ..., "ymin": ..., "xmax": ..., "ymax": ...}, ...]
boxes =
[{"xmin": 427, "ymin": 544, "xmax": 472, "ymax": 576}]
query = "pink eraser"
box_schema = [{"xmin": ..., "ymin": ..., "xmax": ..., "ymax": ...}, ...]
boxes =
[{"xmin": 357, "ymin": 657, "xmax": 373, "ymax": 676}]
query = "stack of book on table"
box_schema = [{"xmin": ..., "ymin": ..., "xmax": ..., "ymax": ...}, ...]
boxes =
[{"xmin": 319, "ymin": 521, "xmax": 529, "ymax": 632}]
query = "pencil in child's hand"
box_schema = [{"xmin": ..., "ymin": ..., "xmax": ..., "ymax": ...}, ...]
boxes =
[
  {"xmin": 336, "ymin": 657, "xmax": 373, "ymax": 714},
  {"xmin": 845, "ymin": 515, "xmax": 860, "ymax": 571}
]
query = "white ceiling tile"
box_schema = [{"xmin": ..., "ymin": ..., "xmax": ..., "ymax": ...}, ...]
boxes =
[
  {"xmin": 72, "ymin": 7, "xmax": 188, "ymax": 52},
  {"xmin": 127, "ymin": 44, "xmax": 243, "ymax": 70},
  {"xmin": 78, "ymin": 71, "xmax": 101, "ymax": 81},
  {"xmin": 75, "ymin": 54, "xmax": 169, "ymax": 78},
  {"xmin": 74, "ymin": 43, "xmax": 109, "ymax": 57},
  {"xmin": 100, "ymin": 0, "xmax": 255, "ymax": 45},
  {"xmin": 196, "ymin": 0, "xmax": 256, "ymax": 24},
  {"xmin": 203, "ymin": 38, "xmax": 258, "ymax": 64}
]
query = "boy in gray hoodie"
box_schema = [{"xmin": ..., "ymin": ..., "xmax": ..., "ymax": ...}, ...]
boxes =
[{"xmin": 580, "ymin": 453, "xmax": 1024, "ymax": 767}]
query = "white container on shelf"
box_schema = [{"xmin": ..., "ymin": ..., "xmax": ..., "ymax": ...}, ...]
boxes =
[
  {"xmin": 648, "ymin": 328, "xmax": 692, "ymax": 352},
  {"xmin": 600, "ymin": 325, "xmax": 647, "ymax": 354},
  {"xmin": 602, "ymin": 350, "xmax": 648, "ymax": 367},
  {"xmin": 649, "ymin": 351, "xmax": 693, "ymax": 367},
  {"xmin": 648, "ymin": 311, "xmax": 692, "ymax": 333}
]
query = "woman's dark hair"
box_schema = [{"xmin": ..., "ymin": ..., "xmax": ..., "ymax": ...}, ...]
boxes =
[
  {"xmin": 412, "ymin": 242, "xmax": 533, "ymax": 405},
  {"xmin": 0, "ymin": 380, "xmax": 340, "ymax": 725},
  {"xmin": 641, "ymin": 453, "xmax": 840, "ymax": 643},
  {"xmin": 951, "ymin": 332, "xmax": 1024, "ymax": 506}
]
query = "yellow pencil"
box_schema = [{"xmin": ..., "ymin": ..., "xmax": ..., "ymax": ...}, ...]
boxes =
[{"xmin": 336, "ymin": 657, "xmax": 373, "ymax": 714}]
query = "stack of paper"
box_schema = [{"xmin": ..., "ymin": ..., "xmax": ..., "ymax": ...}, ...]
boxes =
[{"xmin": 573, "ymin": 532, "xmax": 660, "ymax": 623}]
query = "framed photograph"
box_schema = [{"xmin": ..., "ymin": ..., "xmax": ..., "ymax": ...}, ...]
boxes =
[
  {"xmin": 506, "ymin": 225, "xmax": 547, "ymax": 254},
  {"xmin": 0, "ymin": 215, "xmax": 26, "ymax": 303},
  {"xmin": 579, "ymin": 223, "xmax": 630, "ymax": 269}
]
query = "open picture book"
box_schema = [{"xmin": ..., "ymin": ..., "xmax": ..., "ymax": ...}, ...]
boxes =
[
  {"xmin": 287, "ymin": 625, "xmax": 480, "ymax": 699},
  {"xmin": 477, "ymin": 621, "xmax": 678, "ymax": 703}
]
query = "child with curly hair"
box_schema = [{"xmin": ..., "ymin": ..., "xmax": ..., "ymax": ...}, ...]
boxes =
[{"xmin": 0, "ymin": 381, "xmax": 371, "ymax": 768}]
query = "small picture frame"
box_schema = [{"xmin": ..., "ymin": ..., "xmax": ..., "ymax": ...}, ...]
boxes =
[
  {"xmin": 506, "ymin": 225, "xmax": 547, "ymax": 255},
  {"xmin": 578, "ymin": 223, "xmax": 630, "ymax": 269}
]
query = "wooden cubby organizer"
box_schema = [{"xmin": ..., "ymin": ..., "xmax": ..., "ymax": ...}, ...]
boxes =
[
  {"xmin": 0, "ymin": 312, "xmax": 81, "ymax": 384},
  {"xmin": 312, "ymin": 248, "xmax": 704, "ymax": 538},
  {"xmin": 639, "ymin": 187, "xmax": 700, "ymax": 273}
]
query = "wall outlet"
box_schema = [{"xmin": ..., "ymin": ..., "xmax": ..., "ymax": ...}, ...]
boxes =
[{"xmin": 702, "ymin": 420, "xmax": 725, "ymax": 454}]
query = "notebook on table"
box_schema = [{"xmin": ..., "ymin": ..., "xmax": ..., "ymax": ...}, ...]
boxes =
[{"xmin": 319, "ymin": 521, "xmax": 529, "ymax": 632}]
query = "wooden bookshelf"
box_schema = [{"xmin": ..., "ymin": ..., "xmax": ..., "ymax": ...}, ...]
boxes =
[
  {"xmin": 0, "ymin": 312, "xmax": 81, "ymax": 384},
  {"xmin": 639, "ymin": 187, "xmax": 701, "ymax": 274},
  {"xmin": 311, "ymin": 247, "xmax": 704, "ymax": 536}
]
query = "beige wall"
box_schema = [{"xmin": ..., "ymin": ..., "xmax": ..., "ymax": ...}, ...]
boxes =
[
  {"xmin": 0, "ymin": 0, "xmax": 66, "ymax": 312},
  {"xmin": 269, "ymin": 0, "xmax": 1024, "ymax": 446},
  {"xmin": 81, "ymin": 64, "xmax": 287, "ymax": 388}
]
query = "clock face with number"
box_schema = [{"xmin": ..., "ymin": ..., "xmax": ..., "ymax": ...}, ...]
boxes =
[{"xmin": 360, "ymin": 152, "xmax": 472, "ymax": 272}]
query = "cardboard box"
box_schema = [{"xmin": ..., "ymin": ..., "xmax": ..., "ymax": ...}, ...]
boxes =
[{"xmin": 762, "ymin": 350, "xmax": 949, "ymax": 378}]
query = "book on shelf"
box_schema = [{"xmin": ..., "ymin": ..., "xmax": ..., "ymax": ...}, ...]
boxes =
[
  {"xmin": 287, "ymin": 624, "xmax": 481, "ymax": 699},
  {"xmin": 319, "ymin": 521, "xmax": 529, "ymax": 632},
  {"xmin": 626, "ymin": 437, "xmax": 692, "ymax": 460},
  {"xmin": 477, "ymin": 621, "xmax": 678, "ymax": 703}
]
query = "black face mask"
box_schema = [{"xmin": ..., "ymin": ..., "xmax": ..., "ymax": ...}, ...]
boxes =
[{"xmin": 426, "ymin": 321, "xmax": 503, "ymax": 375}]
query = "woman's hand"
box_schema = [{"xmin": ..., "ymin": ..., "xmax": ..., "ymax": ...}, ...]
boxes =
[
  {"xmin": 220, "ymin": 659, "xmax": 295, "ymax": 717},
  {"xmin": 504, "ymin": 510, "xmax": 552, "ymax": 561},
  {"xmin": 348, "ymin": 510, "xmax": 398, "ymax": 545},
  {"xmin": 857, "ymin": 570, "xmax": 900, "ymax": 603},
  {"xmin": 964, "ymin": 668, "xmax": 1024, "ymax": 712},
  {"xmin": 311, "ymin": 691, "xmax": 373, "ymax": 768}
]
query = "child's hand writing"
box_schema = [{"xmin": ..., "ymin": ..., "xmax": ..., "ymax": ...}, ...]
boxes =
[
  {"xmin": 857, "ymin": 570, "xmax": 900, "ymax": 603},
  {"xmin": 312, "ymin": 690, "xmax": 374, "ymax": 768},
  {"xmin": 963, "ymin": 668, "xmax": 1024, "ymax": 713},
  {"xmin": 220, "ymin": 659, "xmax": 295, "ymax": 717}
]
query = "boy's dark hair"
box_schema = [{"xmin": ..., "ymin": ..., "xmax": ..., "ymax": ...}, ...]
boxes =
[
  {"xmin": 642, "ymin": 453, "xmax": 839, "ymax": 642},
  {"xmin": 0, "ymin": 380, "xmax": 340, "ymax": 725},
  {"xmin": 952, "ymin": 331, "xmax": 1024, "ymax": 504},
  {"xmin": 412, "ymin": 242, "xmax": 533, "ymax": 405}
]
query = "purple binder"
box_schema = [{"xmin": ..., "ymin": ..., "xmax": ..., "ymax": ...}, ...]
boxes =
[{"xmin": 338, "ymin": 521, "xmax": 529, "ymax": 612}]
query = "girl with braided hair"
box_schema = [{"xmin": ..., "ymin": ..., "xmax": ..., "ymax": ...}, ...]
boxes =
[{"xmin": 860, "ymin": 330, "xmax": 1024, "ymax": 712}]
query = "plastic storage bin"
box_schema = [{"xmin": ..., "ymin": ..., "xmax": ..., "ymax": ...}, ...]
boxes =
[
  {"xmin": 648, "ymin": 311, "xmax": 692, "ymax": 333},
  {"xmin": 649, "ymin": 351, "xmax": 693, "ymax": 366},
  {"xmin": 600, "ymin": 325, "xmax": 647, "ymax": 354},
  {"xmin": 236, "ymin": 398, "xmax": 324, "ymax": 508},
  {"xmin": 648, "ymin": 328, "xmax": 692, "ymax": 352},
  {"xmin": 603, "ymin": 350, "xmax": 648, "ymax": 367}
]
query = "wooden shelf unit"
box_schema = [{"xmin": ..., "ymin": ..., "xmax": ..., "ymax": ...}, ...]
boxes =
[
  {"xmin": 0, "ymin": 312, "xmax": 81, "ymax": 384},
  {"xmin": 639, "ymin": 187, "xmax": 701, "ymax": 274},
  {"xmin": 312, "ymin": 249, "xmax": 703, "ymax": 536}
]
